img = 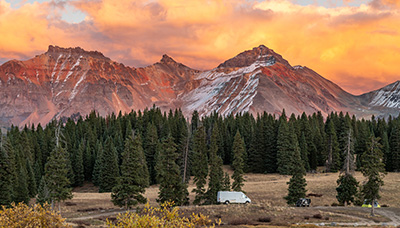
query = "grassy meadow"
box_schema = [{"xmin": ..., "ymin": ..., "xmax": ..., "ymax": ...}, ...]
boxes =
[{"xmin": 62, "ymin": 167, "xmax": 400, "ymax": 227}]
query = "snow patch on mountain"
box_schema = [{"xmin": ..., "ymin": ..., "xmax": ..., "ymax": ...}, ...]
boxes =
[
  {"xmin": 196, "ymin": 54, "xmax": 275, "ymax": 80},
  {"xmin": 369, "ymin": 81, "xmax": 400, "ymax": 108},
  {"xmin": 69, "ymin": 70, "xmax": 89, "ymax": 101},
  {"xmin": 51, "ymin": 54, "xmax": 63, "ymax": 83},
  {"xmin": 64, "ymin": 56, "xmax": 82, "ymax": 83},
  {"xmin": 184, "ymin": 64, "xmax": 261, "ymax": 117}
]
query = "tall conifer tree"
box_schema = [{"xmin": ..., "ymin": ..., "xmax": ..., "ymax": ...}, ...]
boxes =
[
  {"xmin": 277, "ymin": 116, "xmax": 302, "ymax": 174},
  {"xmin": 0, "ymin": 144, "xmax": 13, "ymax": 206},
  {"xmin": 389, "ymin": 121, "xmax": 400, "ymax": 171},
  {"xmin": 361, "ymin": 136, "xmax": 386, "ymax": 216},
  {"xmin": 206, "ymin": 127, "xmax": 224, "ymax": 204},
  {"xmin": 73, "ymin": 140, "xmax": 85, "ymax": 186},
  {"xmin": 14, "ymin": 165, "xmax": 30, "ymax": 204},
  {"xmin": 222, "ymin": 172, "xmax": 231, "ymax": 191},
  {"xmin": 92, "ymin": 141, "xmax": 103, "ymax": 186},
  {"xmin": 231, "ymin": 131, "xmax": 245, "ymax": 192},
  {"xmin": 26, "ymin": 159, "xmax": 37, "ymax": 198},
  {"xmin": 36, "ymin": 176, "xmax": 51, "ymax": 206},
  {"xmin": 284, "ymin": 139, "xmax": 307, "ymax": 205},
  {"xmin": 326, "ymin": 120, "xmax": 341, "ymax": 172},
  {"xmin": 192, "ymin": 125, "xmax": 208, "ymax": 205},
  {"xmin": 156, "ymin": 136, "xmax": 189, "ymax": 206},
  {"xmin": 45, "ymin": 145, "xmax": 73, "ymax": 212},
  {"xmin": 336, "ymin": 128, "xmax": 358, "ymax": 206},
  {"xmin": 99, "ymin": 137, "xmax": 120, "ymax": 192},
  {"xmin": 144, "ymin": 123, "xmax": 159, "ymax": 184},
  {"xmin": 112, "ymin": 130, "xmax": 149, "ymax": 209}
]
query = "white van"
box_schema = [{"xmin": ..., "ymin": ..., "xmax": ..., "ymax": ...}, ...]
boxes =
[{"xmin": 217, "ymin": 191, "xmax": 251, "ymax": 204}]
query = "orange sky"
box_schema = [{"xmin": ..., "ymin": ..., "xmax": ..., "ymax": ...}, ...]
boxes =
[{"xmin": 0, "ymin": 0, "xmax": 399, "ymax": 95}]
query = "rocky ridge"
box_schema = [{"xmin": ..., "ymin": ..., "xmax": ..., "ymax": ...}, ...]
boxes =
[{"xmin": 0, "ymin": 45, "xmax": 398, "ymax": 127}]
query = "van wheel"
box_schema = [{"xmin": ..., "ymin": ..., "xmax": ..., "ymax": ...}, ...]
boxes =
[
  {"xmin": 245, "ymin": 201, "xmax": 250, "ymax": 204},
  {"xmin": 224, "ymin": 201, "xmax": 230, "ymax": 205}
]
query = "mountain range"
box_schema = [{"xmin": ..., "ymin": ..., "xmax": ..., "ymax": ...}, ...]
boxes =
[{"xmin": 0, "ymin": 45, "xmax": 399, "ymax": 128}]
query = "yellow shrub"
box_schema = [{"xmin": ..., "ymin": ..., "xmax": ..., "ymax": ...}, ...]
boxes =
[
  {"xmin": 107, "ymin": 202, "xmax": 221, "ymax": 228},
  {"xmin": 0, "ymin": 203, "xmax": 70, "ymax": 228}
]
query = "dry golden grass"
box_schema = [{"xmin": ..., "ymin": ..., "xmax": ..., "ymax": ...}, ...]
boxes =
[
  {"xmin": 243, "ymin": 169, "xmax": 400, "ymax": 207},
  {"xmin": 62, "ymin": 167, "xmax": 400, "ymax": 227}
]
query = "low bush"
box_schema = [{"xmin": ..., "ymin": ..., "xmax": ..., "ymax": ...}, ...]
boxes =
[
  {"xmin": 230, "ymin": 218, "xmax": 252, "ymax": 225},
  {"xmin": 312, "ymin": 213, "xmax": 323, "ymax": 219},
  {"xmin": 258, "ymin": 217, "xmax": 271, "ymax": 222},
  {"xmin": 107, "ymin": 202, "xmax": 222, "ymax": 227},
  {"xmin": 0, "ymin": 203, "xmax": 70, "ymax": 228}
]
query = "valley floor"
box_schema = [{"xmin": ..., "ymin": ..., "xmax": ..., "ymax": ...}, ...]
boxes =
[{"xmin": 61, "ymin": 169, "xmax": 400, "ymax": 227}]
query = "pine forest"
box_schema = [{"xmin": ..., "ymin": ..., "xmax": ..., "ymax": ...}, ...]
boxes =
[{"xmin": 1, "ymin": 106, "xmax": 399, "ymax": 208}]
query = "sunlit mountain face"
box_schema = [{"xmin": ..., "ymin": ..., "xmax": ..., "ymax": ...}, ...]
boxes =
[{"xmin": 0, "ymin": 45, "xmax": 398, "ymax": 128}]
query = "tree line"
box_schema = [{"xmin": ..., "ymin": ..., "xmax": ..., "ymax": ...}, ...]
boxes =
[{"xmin": 0, "ymin": 107, "xmax": 399, "ymax": 209}]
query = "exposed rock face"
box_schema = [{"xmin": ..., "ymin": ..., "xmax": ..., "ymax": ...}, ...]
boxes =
[
  {"xmin": 0, "ymin": 45, "xmax": 396, "ymax": 127},
  {"xmin": 0, "ymin": 46, "xmax": 197, "ymax": 127},
  {"xmin": 358, "ymin": 81, "xmax": 400, "ymax": 118},
  {"xmin": 180, "ymin": 45, "xmax": 371, "ymax": 117}
]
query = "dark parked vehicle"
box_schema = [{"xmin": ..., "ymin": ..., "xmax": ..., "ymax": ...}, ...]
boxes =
[{"xmin": 296, "ymin": 198, "xmax": 311, "ymax": 207}]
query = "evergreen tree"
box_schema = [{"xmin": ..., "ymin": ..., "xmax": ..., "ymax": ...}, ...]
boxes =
[
  {"xmin": 82, "ymin": 126, "xmax": 96, "ymax": 181},
  {"xmin": 99, "ymin": 137, "xmax": 120, "ymax": 192},
  {"xmin": 231, "ymin": 131, "xmax": 245, "ymax": 192},
  {"xmin": 73, "ymin": 140, "xmax": 85, "ymax": 187},
  {"xmin": 92, "ymin": 141, "xmax": 103, "ymax": 186},
  {"xmin": 33, "ymin": 161, "xmax": 42, "ymax": 191},
  {"xmin": 0, "ymin": 144, "xmax": 13, "ymax": 206},
  {"xmin": 222, "ymin": 172, "xmax": 231, "ymax": 191},
  {"xmin": 144, "ymin": 123, "xmax": 159, "ymax": 184},
  {"xmin": 388, "ymin": 121, "xmax": 400, "ymax": 171},
  {"xmin": 277, "ymin": 119, "xmax": 302, "ymax": 175},
  {"xmin": 299, "ymin": 113, "xmax": 312, "ymax": 171},
  {"xmin": 361, "ymin": 136, "xmax": 386, "ymax": 216},
  {"xmin": 191, "ymin": 125, "xmax": 208, "ymax": 205},
  {"xmin": 205, "ymin": 127, "xmax": 224, "ymax": 204},
  {"xmin": 36, "ymin": 176, "xmax": 51, "ymax": 206},
  {"xmin": 2, "ymin": 138, "xmax": 17, "ymax": 202},
  {"xmin": 336, "ymin": 128, "xmax": 358, "ymax": 206},
  {"xmin": 326, "ymin": 120, "xmax": 341, "ymax": 172},
  {"xmin": 14, "ymin": 166, "xmax": 30, "ymax": 204},
  {"xmin": 355, "ymin": 120, "xmax": 371, "ymax": 169},
  {"xmin": 284, "ymin": 146, "xmax": 307, "ymax": 205},
  {"xmin": 299, "ymin": 133, "xmax": 310, "ymax": 171},
  {"xmin": 381, "ymin": 132, "xmax": 390, "ymax": 170},
  {"xmin": 191, "ymin": 110, "xmax": 200, "ymax": 133},
  {"xmin": 156, "ymin": 136, "xmax": 189, "ymax": 206},
  {"xmin": 312, "ymin": 115, "xmax": 326, "ymax": 166},
  {"xmin": 45, "ymin": 145, "xmax": 73, "ymax": 212},
  {"xmin": 247, "ymin": 117, "xmax": 265, "ymax": 173},
  {"xmin": 112, "ymin": 131, "xmax": 149, "ymax": 209},
  {"xmin": 26, "ymin": 159, "xmax": 37, "ymax": 198},
  {"xmin": 336, "ymin": 174, "xmax": 358, "ymax": 206},
  {"xmin": 264, "ymin": 115, "xmax": 278, "ymax": 173}
]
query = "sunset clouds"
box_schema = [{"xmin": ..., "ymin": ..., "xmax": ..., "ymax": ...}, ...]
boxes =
[{"xmin": 1, "ymin": 0, "xmax": 400, "ymax": 94}]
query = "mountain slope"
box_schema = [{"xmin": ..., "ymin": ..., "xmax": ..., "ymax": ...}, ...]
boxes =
[
  {"xmin": 358, "ymin": 81, "xmax": 400, "ymax": 118},
  {"xmin": 0, "ymin": 46, "xmax": 198, "ymax": 127},
  {"xmin": 0, "ymin": 45, "xmax": 396, "ymax": 127},
  {"xmin": 180, "ymin": 45, "xmax": 368, "ymax": 117}
]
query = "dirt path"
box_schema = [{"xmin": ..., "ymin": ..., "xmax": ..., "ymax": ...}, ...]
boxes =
[
  {"xmin": 67, "ymin": 209, "xmax": 128, "ymax": 221},
  {"xmin": 375, "ymin": 208, "xmax": 400, "ymax": 225},
  {"xmin": 315, "ymin": 206, "xmax": 400, "ymax": 226}
]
